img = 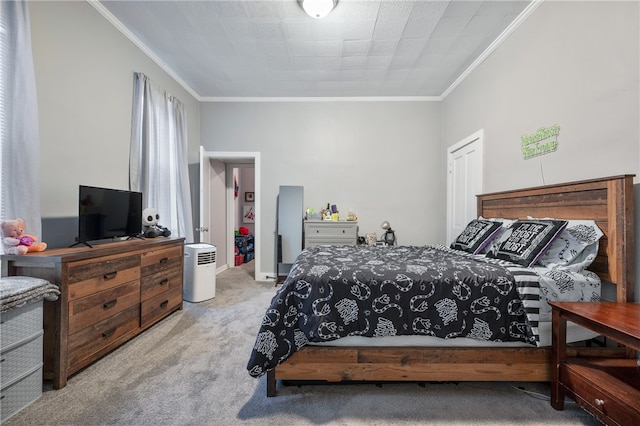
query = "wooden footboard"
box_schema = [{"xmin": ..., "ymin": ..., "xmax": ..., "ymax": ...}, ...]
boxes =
[
  {"xmin": 267, "ymin": 345, "xmax": 628, "ymax": 396},
  {"xmin": 276, "ymin": 346, "xmax": 551, "ymax": 381},
  {"xmin": 267, "ymin": 346, "xmax": 549, "ymax": 397}
]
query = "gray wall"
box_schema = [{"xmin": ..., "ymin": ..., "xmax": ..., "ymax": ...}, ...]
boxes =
[
  {"xmin": 442, "ymin": 1, "xmax": 639, "ymax": 191},
  {"xmin": 200, "ymin": 101, "xmax": 443, "ymax": 275},
  {"xmin": 29, "ymin": 1, "xmax": 201, "ymax": 247},
  {"xmin": 442, "ymin": 0, "xmax": 640, "ymax": 300}
]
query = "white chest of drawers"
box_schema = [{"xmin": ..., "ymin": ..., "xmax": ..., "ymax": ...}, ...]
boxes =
[
  {"xmin": 304, "ymin": 220, "xmax": 358, "ymax": 247},
  {"xmin": 1, "ymin": 301, "xmax": 44, "ymax": 423}
]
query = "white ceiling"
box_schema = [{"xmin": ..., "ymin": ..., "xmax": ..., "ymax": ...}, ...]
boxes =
[{"xmin": 95, "ymin": 0, "xmax": 536, "ymax": 101}]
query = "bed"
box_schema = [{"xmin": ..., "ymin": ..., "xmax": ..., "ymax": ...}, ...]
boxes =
[{"xmin": 249, "ymin": 175, "xmax": 635, "ymax": 397}]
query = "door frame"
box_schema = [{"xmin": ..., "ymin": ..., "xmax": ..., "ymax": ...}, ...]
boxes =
[
  {"xmin": 200, "ymin": 149, "xmax": 261, "ymax": 281},
  {"xmin": 446, "ymin": 129, "xmax": 484, "ymax": 244}
]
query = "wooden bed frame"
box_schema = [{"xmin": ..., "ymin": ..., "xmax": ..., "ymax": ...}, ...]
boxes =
[{"xmin": 266, "ymin": 175, "xmax": 635, "ymax": 396}]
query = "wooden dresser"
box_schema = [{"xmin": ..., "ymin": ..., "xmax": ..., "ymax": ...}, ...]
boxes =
[{"xmin": 1, "ymin": 237, "xmax": 184, "ymax": 389}]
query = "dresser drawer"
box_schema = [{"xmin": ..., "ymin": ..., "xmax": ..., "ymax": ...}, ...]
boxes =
[
  {"xmin": 304, "ymin": 221, "xmax": 357, "ymax": 247},
  {"xmin": 68, "ymin": 254, "xmax": 140, "ymax": 301},
  {"xmin": 305, "ymin": 238, "xmax": 356, "ymax": 248},
  {"xmin": 141, "ymin": 245, "xmax": 183, "ymax": 276},
  {"xmin": 0, "ymin": 333, "xmax": 43, "ymax": 387},
  {"xmin": 0, "ymin": 365, "xmax": 42, "ymax": 423},
  {"xmin": 141, "ymin": 266, "xmax": 183, "ymax": 302},
  {"xmin": 305, "ymin": 222, "xmax": 357, "ymax": 237},
  {"xmin": 67, "ymin": 306, "xmax": 140, "ymax": 369},
  {"xmin": 141, "ymin": 285, "xmax": 182, "ymax": 328},
  {"xmin": 0, "ymin": 303, "xmax": 42, "ymax": 348},
  {"xmin": 561, "ymin": 359, "xmax": 640, "ymax": 425},
  {"xmin": 68, "ymin": 281, "xmax": 141, "ymax": 334}
]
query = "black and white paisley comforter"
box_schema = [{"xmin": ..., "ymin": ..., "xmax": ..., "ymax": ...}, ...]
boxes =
[{"xmin": 247, "ymin": 245, "xmax": 541, "ymax": 378}]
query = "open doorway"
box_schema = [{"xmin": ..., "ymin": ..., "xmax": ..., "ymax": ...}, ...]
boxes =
[
  {"xmin": 230, "ymin": 164, "xmax": 255, "ymax": 276},
  {"xmin": 199, "ymin": 149, "xmax": 261, "ymax": 280}
]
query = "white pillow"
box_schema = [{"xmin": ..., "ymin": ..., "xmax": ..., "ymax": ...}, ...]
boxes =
[{"xmin": 532, "ymin": 219, "xmax": 603, "ymax": 270}]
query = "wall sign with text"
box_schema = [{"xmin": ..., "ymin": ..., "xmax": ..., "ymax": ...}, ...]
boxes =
[{"xmin": 521, "ymin": 124, "xmax": 560, "ymax": 159}]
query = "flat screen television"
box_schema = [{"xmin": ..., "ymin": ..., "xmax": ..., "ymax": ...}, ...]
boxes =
[{"xmin": 76, "ymin": 185, "xmax": 143, "ymax": 247}]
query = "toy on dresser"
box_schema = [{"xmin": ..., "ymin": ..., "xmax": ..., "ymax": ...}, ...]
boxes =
[
  {"xmin": 142, "ymin": 208, "xmax": 171, "ymax": 238},
  {"xmin": 1, "ymin": 218, "xmax": 47, "ymax": 255}
]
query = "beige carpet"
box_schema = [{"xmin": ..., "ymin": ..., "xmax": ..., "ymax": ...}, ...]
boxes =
[{"xmin": 5, "ymin": 262, "xmax": 600, "ymax": 426}]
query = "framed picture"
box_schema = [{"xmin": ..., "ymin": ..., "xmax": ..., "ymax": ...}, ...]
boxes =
[
  {"xmin": 243, "ymin": 206, "xmax": 255, "ymax": 223},
  {"xmin": 245, "ymin": 191, "xmax": 254, "ymax": 202}
]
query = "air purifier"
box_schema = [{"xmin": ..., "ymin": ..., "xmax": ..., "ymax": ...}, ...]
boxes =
[{"xmin": 183, "ymin": 243, "xmax": 216, "ymax": 302}]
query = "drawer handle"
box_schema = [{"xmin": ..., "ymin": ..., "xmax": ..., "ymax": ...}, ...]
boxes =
[
  {"xmin": 0, "ymin": 358, "xmax": 5, "ymax": 363},
  {"xmin": 160, "ymin": 300, "xmax": 169, "ymax": 308},
  {"xmin": 316, "ymin": 230, "xmax": 319, "ymax": 233},
  {"xmin": 103, "ymin": 271, "xmax": 117, "ymax": 280},
  {"xmin": 342, "ymin": 230, "xmax": 345, "ymax": 233},
  {"xmin": 595, "ymin": 398, "xmax": 605, "ymax": 406},
  {"xmin": 102, "ymin": 299, "xmax": 117, "ymax": 310},
  {"xmin": 102, "ymin": 327, "xmax": 116, "ymax": 338},
  {"xmin": 159, "ymin": 257, "xmax": 169, "ymax": 264},
  {"xmin": 158, "ymin": 278, "xmax": 169, "ymax": 287}
]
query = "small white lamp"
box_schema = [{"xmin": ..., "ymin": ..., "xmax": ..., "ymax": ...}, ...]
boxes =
[
  {"xmin": 380, "ymin": 221, "xmax": 396, "ymax": 246},
  {"xmin": 299, "ymin": 0, "xmax": 338, "ymax": 19}
]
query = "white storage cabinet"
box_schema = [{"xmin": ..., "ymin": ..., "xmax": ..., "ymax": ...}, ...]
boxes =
[{"xmin": 1, "ymin": 301, "xmax": 44, "ymax": 422}]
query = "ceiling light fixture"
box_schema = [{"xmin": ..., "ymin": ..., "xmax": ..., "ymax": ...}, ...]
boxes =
[{"xmin": 299, "ymin": 0, "xmax": 338, "ymax": 19}]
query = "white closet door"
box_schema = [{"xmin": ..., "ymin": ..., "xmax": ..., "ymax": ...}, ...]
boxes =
[{"xmin": 447, "ymin": 130, "xmax": 484, "ymax": 244}]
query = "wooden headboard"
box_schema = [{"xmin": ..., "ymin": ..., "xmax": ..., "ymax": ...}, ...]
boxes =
[{"xmin": 477, "ymin": 175, "xmax": 635, "ymax": 303}]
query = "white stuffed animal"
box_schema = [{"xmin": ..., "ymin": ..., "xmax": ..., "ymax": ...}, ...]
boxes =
[{"xmin": 142, "ymin": 207, "xmax": 171, "ymax": 238}]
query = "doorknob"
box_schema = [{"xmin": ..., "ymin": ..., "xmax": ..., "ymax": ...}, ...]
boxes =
[{"xmin": 196, "ymin": 227, "xmax": 209, "ymax": 232}]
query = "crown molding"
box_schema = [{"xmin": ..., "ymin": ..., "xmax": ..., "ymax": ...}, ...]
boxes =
[
  {"xmin": 440, "ymin": 0, "xmax": 544, "ymax": 99},
  {"xmin": 199, "ymin": 96, "xmax": 442, "ymax": 103},
  {"xmin": 88, "ymin": 0, "xmax": 201, "ymax": 101}
]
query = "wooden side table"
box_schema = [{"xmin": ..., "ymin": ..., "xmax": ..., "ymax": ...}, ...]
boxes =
[{"xmin": 550, "ymin": 302, "xmax": 640, "ymax": 425}]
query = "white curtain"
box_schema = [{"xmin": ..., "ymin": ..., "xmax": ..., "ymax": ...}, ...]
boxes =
[
  {"xmin": 1, "ymin": 1, "xmax": 42, "ymax": 254},
  {"xmin": 129, "ymin": 72, "xmax": 194, "ymax": 242}
]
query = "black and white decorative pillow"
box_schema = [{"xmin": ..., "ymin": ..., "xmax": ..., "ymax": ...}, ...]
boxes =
[
  {"xmin": 450, "ymin": 219, "xmax": 503, "ymax": 254},
  {"xmin": 487, "ymin": 219, "xmax": 568, "ymax": 267},
  {"xmin": 478, "ymin": 217, "xmax": 516, "ymax": 254}
]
